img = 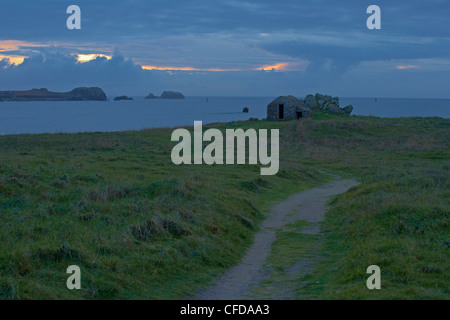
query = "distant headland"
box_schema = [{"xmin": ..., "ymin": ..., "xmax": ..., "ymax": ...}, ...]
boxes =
[
  {"xmin": 145, "ymin": 91, "xmax": 185, "ymax": 100},
  {"xmin": 0, "ymin": 87, "xmax": 107, "ymax": 101}
]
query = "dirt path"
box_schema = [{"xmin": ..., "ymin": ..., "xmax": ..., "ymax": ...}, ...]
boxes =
[{"xmin": 194, "ymin": 179, "xmax": 359, "ymax": 300}]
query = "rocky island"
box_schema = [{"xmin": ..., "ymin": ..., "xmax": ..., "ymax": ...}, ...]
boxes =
[
  {"xmin": 160, "ymin": 91, "xmax": 185, "ymax": 99},
  {"xmin": 145, "ymin": 91, "xmax": 185, "ymax": 100},
  {"xmin": 144, "ymin": 93, "xmax": 158, "ymax": 99},
  {"xmin": 114, "ymin": 96, "xmax": 133, "ymax": 101},
  {"xmin": 0, "ymin": 87, "xmax": 107, "ymax": 101}
]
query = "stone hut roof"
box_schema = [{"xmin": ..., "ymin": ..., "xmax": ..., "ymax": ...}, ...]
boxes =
[
  {"xmin": 267, "ymin": 95, "xmax": 312, "ymax": 120},
  {"xmin": 268, "ymin": 96, "xmax": 310, "ymax": 112}
]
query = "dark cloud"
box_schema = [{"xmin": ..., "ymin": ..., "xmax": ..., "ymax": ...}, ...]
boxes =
[
  {"xmin": 0, "ymin": 49, "xmax": 144, "ymax": 93},
  {"xmin": 1, "ymin": 48, "xmax": 448, "ymax": 98},
  {"xmin": 0, "ymin": 48, "xmax": 301, "ymax": 96},
  {"xmin": 0, "ymin": 0, "xmax": 448, "ymax": 97},
  {"xmin": 1, "ymin": 0, "xmax": 447, "ymax": 40},
  {"xmin": 260, "ymin": 30, "xmax": 449, "ymax": 75}
]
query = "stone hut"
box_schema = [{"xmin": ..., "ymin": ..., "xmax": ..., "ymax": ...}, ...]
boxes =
[{"xmin": 267, "ymin": 96, "xmax": 312, "ymax": 121}]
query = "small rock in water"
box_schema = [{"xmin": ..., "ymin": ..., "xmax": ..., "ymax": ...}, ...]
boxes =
[
  {"xmin": 144, "ymin": 93, "xmax": 158, "ymax": 99},
  {"xmin": 114, "ymin": 95, "xmax": 133, "ymax": 101}
]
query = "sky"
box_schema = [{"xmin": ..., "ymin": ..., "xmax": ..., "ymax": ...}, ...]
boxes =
[{"xmin": 0, "ymin": 0, "xmax": 449, "ymax": 97}]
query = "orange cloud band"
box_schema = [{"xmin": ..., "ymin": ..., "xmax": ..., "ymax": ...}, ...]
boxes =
[{"xmin": 396, "ymin": 65, "xmax": 420, "ymax": 70}]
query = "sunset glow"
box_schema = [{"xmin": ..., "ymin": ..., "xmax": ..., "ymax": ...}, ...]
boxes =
[
  {"xmin": 257, "ymin": 62, "xmax": 290, "ymax": 71},
  {"xmin": 0, "ymin": 40, "xmax": 45, "ymax": 51},
  {"xmin": 0, "ymin": 40, "xmax": 45, "ymax": 65},
  {"xmin": 141, "ymin": 65, "xmax": 234, "ymax": 72},
  {"xmin": 142, "ymin": 65, "xmax": 198, "ymax": 71},
  {"xmin": 0, "ymin": 55, "xmax": 26, "ymax": 65},
  {"xmin": 396, "ymin": 65, "xmax": 420, "ymax": 70},
  {"xmin": 77, "ymin": 54, "xmax": 112, "ymax": 63}
]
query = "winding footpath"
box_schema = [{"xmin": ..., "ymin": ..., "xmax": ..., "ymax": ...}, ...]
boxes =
[{"xmin": 194, "ymin": 179, "xmax": 359, "ymax": 300}]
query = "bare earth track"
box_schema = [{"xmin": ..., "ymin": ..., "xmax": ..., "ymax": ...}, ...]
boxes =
[{"xmin": 194, "ymin": 179, "xmax": 359, "ymax": 300}]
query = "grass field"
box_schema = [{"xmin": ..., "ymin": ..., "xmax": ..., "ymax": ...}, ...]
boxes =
[
  {"xmin": 285, "ymin": 115, "xmax": 449, "ymax": 299},
  {"xmin": 0, "ymin": 113, "xmax": 448, "ymax": 299}
]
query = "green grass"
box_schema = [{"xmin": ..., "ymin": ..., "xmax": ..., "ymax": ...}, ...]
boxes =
[
  {"xmin": 0, "ymin": 115, "xmax": 448, "ymax": 299},
  {"xmin": 282, "ymin": 116, "xmax": 449, "ymax": 299},
  {"xmin": 249, "ymin": 220, "xmax": 319, "ymax": 299},
  {"xmin": 0, "ymin": 122, "xmax": 327, "ymax": 299}
]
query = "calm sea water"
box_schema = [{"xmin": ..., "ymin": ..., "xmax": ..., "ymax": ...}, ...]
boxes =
[{"xmin": 0, "ymin": 97, "xmax": 448, "ymax": 135}]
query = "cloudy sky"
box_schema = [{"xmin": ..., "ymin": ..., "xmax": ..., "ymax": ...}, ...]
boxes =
[{"xmin": 0, "ymin": 0, "xmax": 448, "ymax": 97}]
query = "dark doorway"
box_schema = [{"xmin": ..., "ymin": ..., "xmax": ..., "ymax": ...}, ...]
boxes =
[
  {"xmin": 279, "ymin": 104, "xmax": 284, "ymax": 119},
  {"xmin": 296, "ymin": 112, "xmax": 303, "ymax": 119}
]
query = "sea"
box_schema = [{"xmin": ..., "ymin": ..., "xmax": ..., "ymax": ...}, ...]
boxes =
[{"xmin": 0, "ymin": 97, "xmax": 448, "ymax": 135}]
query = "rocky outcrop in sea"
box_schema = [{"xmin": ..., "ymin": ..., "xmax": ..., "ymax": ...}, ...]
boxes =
[
  {"xmin": 145, "ymin": 91, "xmax": 185, "ymax": 99},
  {"xmin": 0, "ymin": 87, "xmax": 107, "ymax": 101},
  {"xmin": 304, "ymin": 93, "xmax": 353, "ymax": 115},
  {"xmin": 114, "ymin": 96, "xmax": 133, "ymax": 101}
]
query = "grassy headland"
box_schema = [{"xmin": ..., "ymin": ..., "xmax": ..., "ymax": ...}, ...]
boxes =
[
  {"xmin": 284, "ymin": 114, "xmax": 449, "ymax": 299},
  {"xmin": 0, "ymin": 121, "xmax": 328, "ymax": 299},
  {"xmin": 0, "ymin": 113, "xmax": 448, "ymax": 299}
]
